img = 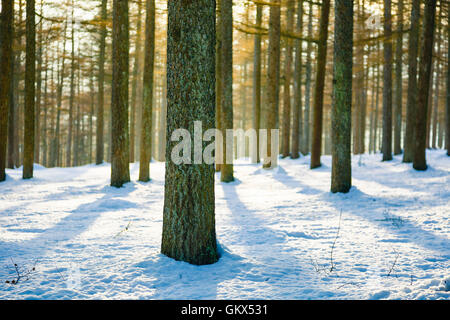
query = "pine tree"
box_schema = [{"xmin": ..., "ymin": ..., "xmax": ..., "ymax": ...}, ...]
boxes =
[
  {"xmin": 253, "ymin": 4, "xmax": 262, "ymax": 164},
  {"xmin": 138, "ymin": 0, "xmax": 155, "ymax": 182},
  {"xmin": 310, "ymin": 0, "xmax": 330, "ymax": 169},
  {"xmin": 382, "ymin": 0, "xmax": 393, "ymax": 162},
  {"xmin": 413, "ymin": 0, "xmax": 437, "ymax": 170},
  {"xmin": 23, "ymin": 0, "xmax": 36, "ymax": 179},
  {"xmin": 0, "ymin": 0, "xmax": 14, "ymax": 181},
  {"xmin": 110, "ymin": 0, "xmax": 130, "ymax": 187},
  {"xmin": 162, "ymin": 0, "xmax": 218, "ymax": 265},
  {"xmin": 331, "ymin": 0, "xmax": 353, "ymax": 193},
  {"xmin": 96, "ymin": 0, "xmax": 107, "ymax": 165},
  {"xmin": 220, "ymin": 0, "xmax": 234, "ymax": 181}
]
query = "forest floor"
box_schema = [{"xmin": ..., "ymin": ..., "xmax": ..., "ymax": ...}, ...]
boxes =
[{"xmin": 0, "ymin": 150, "xmax": 449, "ymax": 299}]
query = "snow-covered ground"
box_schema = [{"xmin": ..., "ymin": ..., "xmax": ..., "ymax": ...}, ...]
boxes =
[{"xmin": 0, "ymin": 150, "xmax": 448, "ymax": 299}]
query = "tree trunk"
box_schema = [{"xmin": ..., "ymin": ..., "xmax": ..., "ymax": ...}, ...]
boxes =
[
  {"xmin": 382, "ymin": 0, "xmax": 393, "ymax": 161},
  {"xmin": 220, "ymin": 0, "xmax": 234, "ymax": 181},
  {"xmin": 253, "ymin": 4, "xmax": 262, "ymax": 163},
  {"xmin": 67, "ymin": 14, "xmax": 75, "ymax": 167},
  {"xmin": 96, "ymin": 0, "xmax": 107, "ymax": 165},
  {"xmin": 281, "ymin": 0, "xmax": 295, "ymax": 158},
  {"xmin": 393, "ymin": 0, "xmax": 403, "ymax": 155},
  {"xmin": 310, "ymin": 0, "xmax": 330, "ymax": 169},
  {"xmin": 413, "ymin": 0, "xmax": 437, "ymax": 170},
  {"xmin": 291, "ymin": 1, "xmax": 303, "ymax": 160},
  {"xmin": 331, "ymin": 0, "xmax": 353, "ymax": 193},
  {"xmin": 263, "ymin": 0, "xmax": 281, "ymax": 169},
  {"xmin": 0, "ymin": 0, "xmax": 13, "ymax": 181},
  {"xmin": 138, "ymin": 0, "xmax": 155, "ymax": 182},
  {"xmin": 23, "ymin": 0, "xmax": 35, "ymax": 179},
  {"xmin": 110, "ymin": 0, "xmax": 130, "ymax": 187},
  {"xmin": 446, "ymin": 4, "xmax": 450, "ymax": 156},
  {"xmin": 162, "ymin": 0, "xmax": 218, "ymax": 265},
  {"xmin": 403, "ymin": 0, "xmax": 420, "ymax": 162},
  {"xmin": 302, "ymin": 1, "xmax": 313, "ymax": 155}
]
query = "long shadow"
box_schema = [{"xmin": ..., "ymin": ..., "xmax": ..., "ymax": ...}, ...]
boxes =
[
  {"xmin": 270, "ymin": 166, "xmax": 324, "ymax": 195},
  {"xmin": 320, "ymin": 187, "xmax": 450, "ymax": 255},
  {"xmin": 0, "ymin": 183, "xmax": 138, "ymax": 262}
]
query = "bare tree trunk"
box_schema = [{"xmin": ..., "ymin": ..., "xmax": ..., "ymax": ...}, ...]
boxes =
[
  {"xmin": 310, "ymin": 0, "xmax": 330, "ymax": 169},
  {"xmin": 34, "ymin": 3, "xmax": 43, "ymax": 164},
  {"xmin": 413, "ymin": 0, "xmax": 437, "ymax": 170},
  {"xmin": 162, "ymin": 0, "xmax": 218, "ymax": 265},
  {"xmin": 281, "ymin": 0, "xmax": 295, "ymax": 158},
  {"xmin": 303, "ymin": 1, "xmax": 313, "ymax": 155},
  {"xmin": 111, "ymin": 0, "xmax": 130, "ymax": 187},
  {"xmin": 403, "ymin": 0, "xmax": 420, "ymax": 162},
  {"xmin": 23, "ymin": 0, "xmax": 36, "ymax": 179},
  {"xmin": 220, "ymin": 0, "xmax": 234, "ymax": 180},
  {"xmin": 0, "ymin": 0, "xmax": 13, "ymax": 181},
  {"xmin": 67, "ymin": 13, "xmax": 75, "ymax": 167},
  {"xmin": 393, "ymin": 0, "xmax": 403, "ymax": 155},
  {"xmin": 139, "ymin": 0, "xmax": 155, "ymax": 182},
  {"xmin": 331, "ymin": 0, "xmax": 353, "ymax": 193},
  {"xmin": 431, "ymin": 6, "xmax": 443, "ymax": 149},
  {"xmin": 96, "ymin": 0, "xmax": 107, "ymax": 165},
  {"xmin": 382, "ymin": 0, "xmax": 393, "ymax": 161},
  {"xmin": 291, "ymin": 1, "xmax": 303, "ymax": 159},
  {"xmin": 253, "ymin": 4, "xmax": 262, "ymax": 163},
  {"xmin": 447, "ymin": 3, "xmax": 450, "ymax": 156}
]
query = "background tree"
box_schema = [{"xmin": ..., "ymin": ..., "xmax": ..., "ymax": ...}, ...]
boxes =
[
  {"xmin": 0, "ymin": 0, "xmax": 14, "ymax": 181},
  {"xmin": 331, "ymin": 0, "xmax": 353, "ymax": 193},
  {"xmin": 310, "ymin": 0, "xmax": 331, "ymax": 169},
  {"xmin": 96, "ymin": 0, "xmax": 107, "ymax": 165},
  {"xmin": 110, "ymin": 0, "xmax": 130, "ymax": 187},
  {"xmin": 414, "ymin": 0, "xmax": 437, "ymax": 170},
  {"xmin": 162, "ymin": 0, "xmax": 218, "ymax": 265},
  {"xmin": 139, "ymin": 0, "xmax": 155, "ymax": 182}
]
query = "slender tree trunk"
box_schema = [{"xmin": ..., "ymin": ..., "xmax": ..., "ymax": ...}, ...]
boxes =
[
  {"xmin": 23, "ymin": 0, "xmax": 36, "ymax": 179},
  {"xmin": 42, "ymin": 57, "xmax": 48, "ymax": 167},
  {"xmin": 310, "ymin": 0, "xmax": 330, "ymax": 169},
  {"xmin": 96, "ymin": 0, "xmax": 107, "ymax": 165},
  {"xmin": 139, "ymin": 0, "xmax": 155, "ymax": 182},
  {"xmin": 303, "ymin": 1, "xmax": 313, "ymax": 155},
  {"xmin": 446, "ymin": 5, "xmax": 450, "ymax": 156},
  {"xmin": 382, "ymin": 0, "xmax": 393, "ymax": 161},
  {"xmin": 281, "ymin": 0, "xmax": 295, "ymax": 158},
  {"xmin": 291, "ymin": 1, "xmax": 303, "ymax": 159},
  {"xmin": 331, "ymin": 0, "xmax": 353, "ymax": 193},
  {"xmin": 374, "ymin": 50, "xmax": 381, "ymax": 152},
  {"xmin": 67, "ymin": 14, "xmax": 75, "ymax": 167},
  {"xmin": 431, "ymin": 6, "xmax": 443, "ymax": 149},
  {"xmin": 263, "ymin": 0, "xmax": 281, "ymax": 169},
  {"xmin": 162, "ymin": 0, "xmax": 218, "ymax": 265},
  {"xmin": 253, "ymin": 4, "xmax": 262, "ymax": 163},
  {"xmin": 34, "ymin": 4, "xmax": 43, "ymax": 164},
  {"xmin": 111, "ymin": 0, "xmax": 130, "ymax": 187},
  {"xmin": 413, "ymin": 0, "xmax": 437, "ymax": 170},
  {"xmin": 220, "ymin": 0, "xmax": 234, "ymax": 180},
  {"xmin": 0, "ymin": 0, "xmax": 13, "ymax": 181},
  {"xmin": 393, "ymin": 0, "xmax": 403, "ymax": 155},
  {"xmin": 7, "ymin": 12, "xmax": 16, "ymax": 170},
  {"xmin": 403, "ymin": 0, "xmax": 420, "ymax": 162}
]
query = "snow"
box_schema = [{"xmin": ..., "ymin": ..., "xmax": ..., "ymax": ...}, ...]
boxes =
[{"xmin": 0, "ymin": 150, "xmax": 448, "ymax": 300}]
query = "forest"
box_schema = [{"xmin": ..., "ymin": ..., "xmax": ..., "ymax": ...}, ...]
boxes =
[{"xmin": 0, "ymin": 0, "xmax": 449, "ymax": 300}]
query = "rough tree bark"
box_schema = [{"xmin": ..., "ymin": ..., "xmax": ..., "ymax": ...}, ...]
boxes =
[
  {"xmin": 110, "ymin": 0, "xmax": 130, "ymax": 187},
  {"xmin": 0, "ymin": 0, "xmax": 13, "ymax": 181},
  {"xmin": 138, "ymin": 0, "xmax": 155, "ymax": 182},
  {"xmin": 23, "ymin": 0, "xmax": 36, "ymax": 179},
  {"xmin": 253, "ymin": 4, "xmax": 262, "ymax": 163},
  {"xmin": 331, "ymin": 0, "xmax": 353, "ymax": 193},
  {"xmin": 220, "ymin": 0, "xmax": 234, "ymax": 181},
  {"xmin": 413, "ymin": 0, "xmax": 437, "ymax": 170},
  {"xmin": 382, "ymin": 0, "xmax": 393, "ymax": 161},
  {"xmin": 162, "ymin": 0, "xmax": 219, "ymax": 265},
  {"xmin": 96, "ymin": 0, "xmax": 107, "ymax": 165}
]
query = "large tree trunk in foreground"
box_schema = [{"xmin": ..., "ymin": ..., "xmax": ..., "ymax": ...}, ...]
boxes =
[
  {"xmin": 331, "ymin": 0, "xmax": 353, "ymax": 193},
  {"xmin": 110, "ymin": 0, "xmax": 130, "ymax": 187},
  {"xmin": 220, "ymin": 0, "xmax": 234, "ymax": 181},
  {"xmin": 162, "ymin": 0, "xmax": 218, "ymax": 265},
  {"xmin": 447, "ymin": 4, "xmax": 450, "ymax": 156},
  {"xmin": 403, "ymin": 0, "xmax": 420, "ymax": 162},
  {"xmin": 23, "ymin": 0, "xmax": 36, "ymax": 179},
  {"xmin": 413, "ymin": 0, "xmax": 437, "ymax": 170},
  {"xmin": 138, "ymin": 0, "xmax": 155, "ymax": 182},
  {"xmin": 0, "ymin": 0, "xmax": 14, "ymax": 181},
  {"xmin": 310, "ymin": 0, "xmax": 330, "ymax": 169},
  {"xmin": 382, "ymin": 0, "xmax": 393, "ymax": 161}
]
